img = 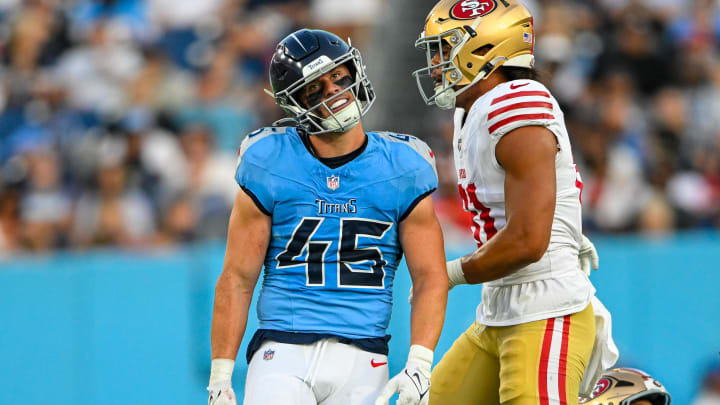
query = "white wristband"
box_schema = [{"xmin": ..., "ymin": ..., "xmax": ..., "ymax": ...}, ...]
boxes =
[
  {"xmin": 209, "ymin": 358, "xmax": 235, "ymax": 386},
  {"xmin": 446, "ymin": 258, "xmax": 467, "ymax": 290},
  {"xmin": 407, "ymin": 344, "xmax": 433, "ymax": 369}
]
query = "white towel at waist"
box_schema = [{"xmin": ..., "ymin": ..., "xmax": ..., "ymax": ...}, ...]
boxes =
[{"xmin": 580, "ymin": 296, "xmax": 620, "ymax": 397}]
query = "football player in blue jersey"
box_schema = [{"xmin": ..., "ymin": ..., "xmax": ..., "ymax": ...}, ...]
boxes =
[{"xmin": 207, "ymin": 29, "xmax": 449, "ymax": 405}]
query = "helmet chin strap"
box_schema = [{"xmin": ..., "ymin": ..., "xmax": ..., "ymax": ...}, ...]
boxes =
[
  {"xmin": 434, "ymin": 85, "xmax": 457, "ymax": 110},
  {"xmin": 320, "ymin": 101, "xmax": 362, "ymax": 131},
  {"xmin": 433, "ymin": 56, "xmax": 508, "ymax": 110}
]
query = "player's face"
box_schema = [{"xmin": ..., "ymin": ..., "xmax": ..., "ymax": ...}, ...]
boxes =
[
  {"xmin": 299, "ymin": 64, "xmax": 355, "ymax": 118},
  {"xmin": 632, "ymin": 401, "xmax": 653, "ymax": 405},
  {"xmin": 430, "ymin": 42, "xmax": 453, "ymax": 86}
]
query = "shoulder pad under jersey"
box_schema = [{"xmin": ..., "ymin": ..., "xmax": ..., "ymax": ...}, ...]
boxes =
[
  {"xmin": 374, "ymin": 131, "xmax": 437, "ymax": 177},
  {"xmin": 236, "ymin": 126, "xmax": 290, "ymax": 167},
  {"xmin": 484, "ymin": 80, "xmax": 556, "ymax": 139}
]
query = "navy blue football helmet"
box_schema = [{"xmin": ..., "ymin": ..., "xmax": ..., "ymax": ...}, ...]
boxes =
[{"xmin": 269, "ymin": 29, "xmax": 375, "ymax": 134}]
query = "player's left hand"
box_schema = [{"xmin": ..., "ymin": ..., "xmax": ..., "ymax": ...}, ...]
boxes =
[
  {"xmin": 579, "ymin": 234, "xmax": 599, "ymax": 276},
  {"xmin": 375, "ymin": 345, "xmax": 432, "ymax": 405},
  {"xmin": 207, "ymin": 381, "xmax": 237, "ymax": 405}
]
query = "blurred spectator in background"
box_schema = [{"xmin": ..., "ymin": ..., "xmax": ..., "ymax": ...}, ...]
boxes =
[
  {"xmin": 0, "ymin": 186, "xmax": 21, "ymax": 257},
  {"xmin": 176, "ymin": 123, "xmax": 236, "ymax": 239},
  {"xmin": 309, "ymin": 0, "xmax": 382, "ymax": 49},
  {"xmin": 114, "ymin": 109, "xmax": 187, "ymax": 207},
  {"xmin": 19, "ymin": 144, "xmax": 71, "ymax": 251},
  {"xmin": 70, "ymin": 137, "xmax": 155, "ymax": 248},
  {"xmin": 155, "ymin": 191, "xmax": 198, "ymax": 245},
  {"xmin": 175, "ymin": 42, "xmax": 257, "ymax": 152},
  {"xmin": 578, "ymin": 70, "xmax": 653, "ymax": 233},
  {"xmin": 692, "ymin": 363, "xmax": 720, "ymax": 405},
  {"xmin": 53, "ymin": 18, "xmax": 142, "ymax": 115},
  {"xmin": 2, "ymin": 0, "xmax": 720, "ymax": 256}
]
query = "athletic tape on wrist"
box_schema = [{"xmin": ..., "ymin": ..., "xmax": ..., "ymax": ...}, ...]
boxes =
[
  {"xmin": 446, "ymin": 258, "xmax": 467, "ymax": 289},
  {"xmin": 209, "ymin": 358, "xmax": 235, "ymax": 386},
  {"xmin": 407, "ymin": 344, "xmax": 434, "ymax": 369}
]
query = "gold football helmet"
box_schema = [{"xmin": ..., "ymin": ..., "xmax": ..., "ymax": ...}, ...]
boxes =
[
  {"xmin": 413, "ymin": 0, "xmax": 535, "ymax": 109},
  {"xmin": 579, "ymin": 368, "xmax": 671, "ymax": 405}
]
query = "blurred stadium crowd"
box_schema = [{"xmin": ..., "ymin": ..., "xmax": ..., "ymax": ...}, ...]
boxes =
[{"xmin": 1, "ymin": 0, "xmax": 720, "ymax": 257}]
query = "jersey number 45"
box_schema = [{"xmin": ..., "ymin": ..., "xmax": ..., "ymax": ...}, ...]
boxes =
[{"xmin": 276, "ymin": 217, "xmax": 393, "ymax": 289}]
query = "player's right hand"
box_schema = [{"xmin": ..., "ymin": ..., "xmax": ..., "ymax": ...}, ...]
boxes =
[
  {"xmin": 374, "ymin": 345, "xmax": 432, "ymax": 405},
  {"xmin": 207, "ymin": 381, "xmax": 237, "ymax": 405}
]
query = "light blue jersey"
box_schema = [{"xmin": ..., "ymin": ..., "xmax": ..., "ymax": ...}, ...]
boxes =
[{"xmin": 236, "ymin": 127, "xmax": 437, "ymax": 340}]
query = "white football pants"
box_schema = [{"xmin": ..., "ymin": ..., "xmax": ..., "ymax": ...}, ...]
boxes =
[{"xmin": 243, "ymin": 338, "xmax": 389, "ymax": 405}]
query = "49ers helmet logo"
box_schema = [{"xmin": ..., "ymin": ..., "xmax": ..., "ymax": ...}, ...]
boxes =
[
  {"xmin": 591, "ymin": 378, "xmax": 611, "ymax": 397},
  {"xmin": 450, "ymin": 0, "xmax": 497, "ymax": 20}
]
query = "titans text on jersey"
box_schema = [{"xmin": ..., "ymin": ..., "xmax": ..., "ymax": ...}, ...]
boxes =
[{"xmin": 316, "ymin": 198, "xmax": 357, "ymax": 215}]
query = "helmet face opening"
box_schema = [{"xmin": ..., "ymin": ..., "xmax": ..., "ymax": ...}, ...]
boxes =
[
  {"xmin": 412, "ymin": 28, "xmax": 467, "ymax": 107},
  {"xmin": 269, "ymin": 29, "xmax": 375, "ymax": 135}
]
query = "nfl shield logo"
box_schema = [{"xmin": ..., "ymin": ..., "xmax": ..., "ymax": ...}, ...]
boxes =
[
  {"xmin": 263, "ymin": 349, "xmax": 275, "ymax": 361},
  {"xmin": 327, "ymin": 175, "xmax": 340, "ymax": 190}
]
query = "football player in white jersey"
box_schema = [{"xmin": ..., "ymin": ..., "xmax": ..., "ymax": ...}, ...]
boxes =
[{"xmin": 412, "ymin": 0, "xmax": 617, "ymax": 404}]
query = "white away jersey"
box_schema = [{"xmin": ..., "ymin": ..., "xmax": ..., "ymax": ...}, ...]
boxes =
[{"xmin": 453, "ymin": 79, "xmax": 595, "ymax": 326}]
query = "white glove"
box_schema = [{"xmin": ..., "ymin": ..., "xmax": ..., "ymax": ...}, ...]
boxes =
[
  {"xmin": 207, "ymin": 381, "xmax": 237, "ymax": 405},
  {"xmin": 375, "ymin": 345, "xmax": 433, "ymax": 405},
  {"xmin": 408, "ymin": 258, "xmax": 466, "ymax": 304},
  {"xmin": 579, "ymin": 234, "xmax": 599, "ymax": 277},
  {"xmin": 208, "ymin": 359, "xmax": 237, "ymax": 405}
]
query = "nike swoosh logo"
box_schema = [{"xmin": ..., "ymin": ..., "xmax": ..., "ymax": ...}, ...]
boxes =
[
  {"xmin": 370, "ymin": 359, "xmax": 388, "ymax": 368},
  {"xmin": 404, "ymin": 370, "xmax": 429, "ymax": 398},
  {"xmin": 510, "ymin": 82, "xmax": 529, "ymax": 89}
]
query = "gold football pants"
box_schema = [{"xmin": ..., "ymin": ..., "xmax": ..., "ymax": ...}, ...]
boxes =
[{"xmin": 429, "ymin": 303, "xmax": 595, "ymax": 405}]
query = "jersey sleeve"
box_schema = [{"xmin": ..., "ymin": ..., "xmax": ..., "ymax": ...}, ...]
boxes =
[
  {"xmin": 399, "ymin": 160, "xmax": 438, "ymax": 221},
  {"xmin": 234, "ymin": 128, "xmax": 279, "ymax": 215},
  {"xmin": 485, "ymin": 81, "xmax": 556, "ymax": 139},
  {"xmin": 378, "ymin": 132, "xmax": 439, "ymax": 221}
]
